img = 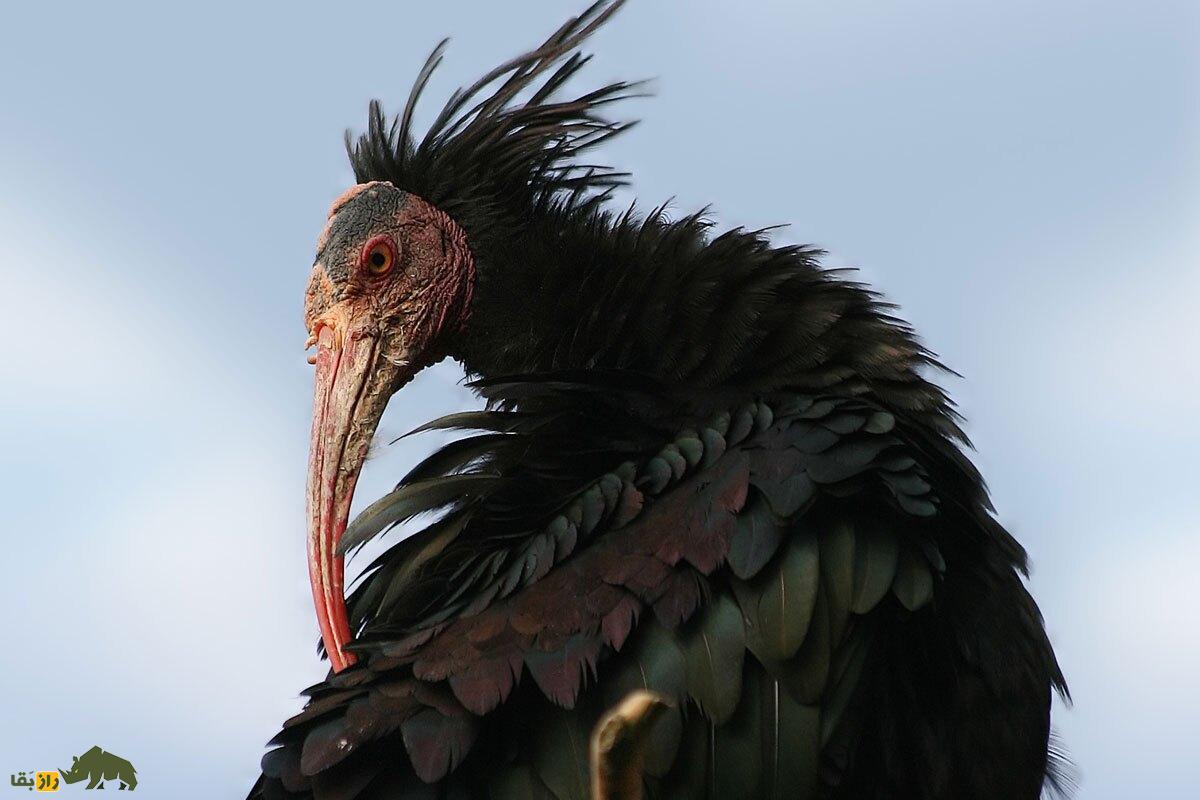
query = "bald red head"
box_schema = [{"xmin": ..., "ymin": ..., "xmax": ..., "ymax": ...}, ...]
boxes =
[{"xmin": 303, "ymin": 183, "xmax": 474, "ymax": 670}]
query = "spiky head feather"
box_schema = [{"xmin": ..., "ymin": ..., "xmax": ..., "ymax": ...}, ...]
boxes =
[{"xmin": 345, "ymin": 0, "xmax": 638, "ymax": 250}]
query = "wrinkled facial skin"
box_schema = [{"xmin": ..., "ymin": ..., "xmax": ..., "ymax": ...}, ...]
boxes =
[{"xmin": 303, "ymin": 181, "xmax": 474, "ymax": 671}]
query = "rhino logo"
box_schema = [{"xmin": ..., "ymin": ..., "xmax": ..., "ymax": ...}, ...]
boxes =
[{"xmin": 58, "ymin": 747, "xmax": 137, "ymax": 791}]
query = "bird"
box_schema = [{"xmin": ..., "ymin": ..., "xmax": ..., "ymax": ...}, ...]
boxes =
[{"xmin": 251, "ymin": 2, "xmax": 1068, "ymax": 798}]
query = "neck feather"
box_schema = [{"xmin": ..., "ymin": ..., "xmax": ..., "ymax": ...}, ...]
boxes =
[{"xmin": 451, "ymin": 204, "xmax": 961, "ymax": 439}]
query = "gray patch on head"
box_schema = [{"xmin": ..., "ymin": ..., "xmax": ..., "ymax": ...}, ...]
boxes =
[{"xmin": 317, "ymin": 184, "xmax": 408, "ymax": 284}]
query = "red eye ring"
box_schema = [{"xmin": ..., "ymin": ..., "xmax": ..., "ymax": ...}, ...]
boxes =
[{"xmin": 361, "ymin": 234, "xmax": 396, "ymax": 277}]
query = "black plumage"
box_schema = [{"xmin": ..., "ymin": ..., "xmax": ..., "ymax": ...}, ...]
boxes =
[{"xmin": 253, "ymin": 2, "xmax": 1067, "ymax": 798}]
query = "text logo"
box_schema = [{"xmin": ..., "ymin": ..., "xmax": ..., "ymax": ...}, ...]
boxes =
[{"xmin": 10, "ymin": 748, "xmax": 137, "ymax": 792}]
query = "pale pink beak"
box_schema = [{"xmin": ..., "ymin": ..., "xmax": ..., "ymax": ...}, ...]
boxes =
[{"xmin": 305, "ymin": 312, "xmax": 398, "ymax": 672}]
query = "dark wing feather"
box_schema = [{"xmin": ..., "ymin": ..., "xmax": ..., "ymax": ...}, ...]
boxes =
[{"xmin": 253, "ymin": 386, "xmax": 1063, "ymax": 799}]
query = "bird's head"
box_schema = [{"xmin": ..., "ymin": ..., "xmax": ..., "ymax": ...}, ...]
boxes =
[
  {"xmin": 298, "ymin": 0, "xmax": 635, "ymax": 671},
  {"xmin": 303, "ymin": 181, "xmax": 474, "ymax": 671}
]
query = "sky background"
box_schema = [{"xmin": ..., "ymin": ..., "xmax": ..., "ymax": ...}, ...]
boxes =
[{"xmin": 0, "ymin": 1, "xmax": 1196, "ymax": 797}]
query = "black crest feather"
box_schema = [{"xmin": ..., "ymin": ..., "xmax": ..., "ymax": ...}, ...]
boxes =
[{"xmin": 346, "ymin": 0, "xmax": 640, "ymax": 238}]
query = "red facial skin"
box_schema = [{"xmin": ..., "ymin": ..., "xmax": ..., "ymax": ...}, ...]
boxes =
[{"xmin": 303, "ymin": 185, "xmax": 474, "ymax": 671}]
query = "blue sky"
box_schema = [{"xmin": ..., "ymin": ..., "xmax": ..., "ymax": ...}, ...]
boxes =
[{"xmin": 0, "ymin": 1, "xmax": 1196, "ymax": 797}]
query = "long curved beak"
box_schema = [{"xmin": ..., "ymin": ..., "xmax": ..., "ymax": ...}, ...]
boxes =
[{"xmin": 306, "ymin": 307, "xmax": 402, "ymax": 672}]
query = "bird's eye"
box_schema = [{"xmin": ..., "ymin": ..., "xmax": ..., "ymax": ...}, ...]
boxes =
[{"xmin": 361, "ymin": 235, "xmax": 396, "ymax": 276}]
